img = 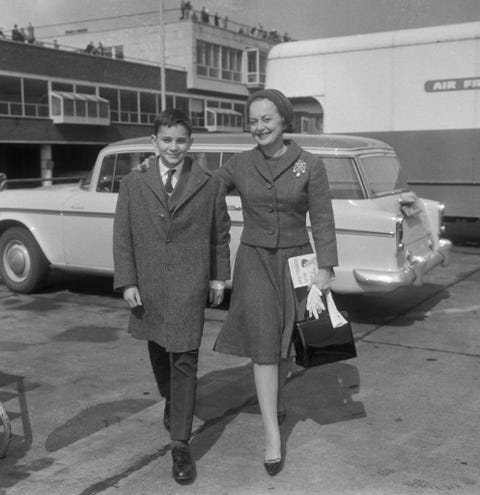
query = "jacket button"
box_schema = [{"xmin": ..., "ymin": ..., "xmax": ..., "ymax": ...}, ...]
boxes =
[
  {"xmin": 267, "ymin": 204, "xmax": 273, "ymax": 212},
  {"xmin": 265, "ymin": 183, "xmax": 272, "ymax": 189},
  {"xmin": 266, "ymin": 226, "xmax": 275, "ymax": 235},
  {"xmin": 166, "ymin": 239, "xmax": 171, "ymax": 243},
  {"xmin": 159, "ymin": 214, "xmax": 165, "ymax": 220}
]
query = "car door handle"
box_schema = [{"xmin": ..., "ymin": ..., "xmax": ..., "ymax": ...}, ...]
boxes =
[
  {"xmin": 228, "ymin": 205, "xmax": 242, "ymax": 210},
  {"xmin": 69, "ymin": 205, "xmax": 85, "ymax": 210}
]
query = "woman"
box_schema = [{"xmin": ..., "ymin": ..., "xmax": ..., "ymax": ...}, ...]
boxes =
[{"xmin": 214, "ymin": 89, "xmax": 338, "ymax": 475}]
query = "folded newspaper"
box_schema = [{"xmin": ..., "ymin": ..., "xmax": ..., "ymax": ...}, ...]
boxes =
[{"xmin": 287, "ymin": 253, "xmax": 318, "ymax": 288}]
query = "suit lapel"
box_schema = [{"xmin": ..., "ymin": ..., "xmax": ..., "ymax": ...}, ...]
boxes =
[
  {"xmin": 270, "ymin": 141, "xmax": 303, "ymax": 181},
  {"xmin": 251, "ymin": 147, "xmax": 273, "ymax": 183},
  {"xmin": 251, "ymin": 142, "xmax": 303, "ymax": 182}
]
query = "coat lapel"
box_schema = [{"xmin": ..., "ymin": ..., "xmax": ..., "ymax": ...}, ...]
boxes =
[
  {"xmin": 169, "ymin": 158, "xmax": 209, "ymax": 213},
  {"xmin": 143, "ymin": 155, "xmax": 169, "ymax": 209}
]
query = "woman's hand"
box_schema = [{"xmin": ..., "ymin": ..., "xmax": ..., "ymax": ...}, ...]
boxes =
[
  {"xmin": 309, "ymin": 267, "xmax": 332, "ymax": 293},
  {"xmin": 137, "ymin": 158, "xmax": 151, "ymax": 172}
]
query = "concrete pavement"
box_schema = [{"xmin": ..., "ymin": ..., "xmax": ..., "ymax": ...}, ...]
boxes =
[{"xmin": 3, "ymin": 247, "xmax": 480, "ymax": 495}]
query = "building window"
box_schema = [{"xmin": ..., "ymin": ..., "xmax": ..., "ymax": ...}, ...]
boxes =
[
  {"xmin": 245, "ymin": 48, "xmax": 266, "ymax": 86},
  {"xmin": 140, "ymin": 92, "xmax": 156, "ymax": 124},
  {"xmin": 75, "ymin": 84, "xmax": 96, "ymax": 95},
  {"xmin": 175, "ymin": 96, "xmax": 189, "ymax": 114},
  {"xmin": 23, "ymin": 78, "xmax": 49, "ymax": 117},
  {"xmin": 75, "ymin": 98, "xmax": 86, "ymax": 117},
  {"xmin": 0, "ymin": 75, "xmax": 22, "ymax": 116},
  {"xmin": 103, "ymin": 45, "xmax": 124, "ymax": 59},
  {"xmin": 52, "ymin": 81, "xmax": 74, "ymax": 92},
  {"xmin": 190, "ymin": 98, "xmax": 205, "ymax": 128},
  {"xmin": 120, "ymin": 89, "xmax": 138, "ymax": 123},
  {"xmin": 197, "ymin": 41, "xmax": 242, "ymax": 83},
  {"xmin": 205, "ymin": 108, "xmax": 243, "ymax": 132},
  {"xmin": 99, "ymin": 87, "xmax": 119, "ymax": 122}
]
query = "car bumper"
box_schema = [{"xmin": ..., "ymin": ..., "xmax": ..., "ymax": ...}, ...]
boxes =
[{"xmin": 353, "ymin": 238, "xmax": 452, "ymax": 292}]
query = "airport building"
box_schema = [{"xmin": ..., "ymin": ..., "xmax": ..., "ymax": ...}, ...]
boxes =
[{"xmin": 0, "ymin": 6, "xmax": 279, "ymax": 179}]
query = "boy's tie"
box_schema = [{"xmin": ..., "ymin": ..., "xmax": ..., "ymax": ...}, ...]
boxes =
[{"xmin": 165, "ymin": 169, "xmax": 176, "ymax": 194}]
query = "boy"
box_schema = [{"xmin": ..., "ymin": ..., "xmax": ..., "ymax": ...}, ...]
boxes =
[{"xmin": 113, "ymin": 109, "xmax": 230, "ymax": 484}]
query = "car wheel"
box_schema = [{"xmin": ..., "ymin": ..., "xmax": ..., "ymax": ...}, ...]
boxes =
[{"xmin": 0, "ymin": 227, "xmax": 49, "ymax": 293}]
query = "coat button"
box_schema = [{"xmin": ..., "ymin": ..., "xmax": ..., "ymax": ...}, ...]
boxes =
[
  {"xmin": 159, "ymin": 214, "xmax": 165, "ymax": 220},
  {"xmin": 166, "ymin": 239, "xmax": 171, "ymax": 243},
  {"xmin": 266, "ymin": 204, "xmax": 273, "ymax": 212},
  {"xmin": 266, "ymin": 226, "xmax": 275, "ymax": 235},
  {"xmin": 266, "ymin": 183, "xmax": 272, "ymax": 189}
]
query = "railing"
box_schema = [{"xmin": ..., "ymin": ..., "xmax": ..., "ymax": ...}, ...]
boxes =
[
  {"xmin": 0, "ymin": 98, "xmax": 159, "ymax": 126},
  {"xmin": 0, "ymin": 100, "xmax": 49, "ymax": 118}
]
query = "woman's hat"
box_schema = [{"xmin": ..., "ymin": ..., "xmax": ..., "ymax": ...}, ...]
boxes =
[{"xmin": 246, "ymin": 89, "xmax": 294, "ymax": 130}]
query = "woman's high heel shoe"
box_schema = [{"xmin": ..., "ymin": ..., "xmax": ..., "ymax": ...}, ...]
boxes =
[{"xmin": 264, "ymin": 458, "xmax": 283, "ymax": 476}]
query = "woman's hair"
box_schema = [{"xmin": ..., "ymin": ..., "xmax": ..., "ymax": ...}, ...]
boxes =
[
  {"xmin": 246, "ymin": 88, "xmax": 295, "ymax": 132},
  {"xmin": 153, "ymin": 108, "xmax": 192, "ymax": 136}
]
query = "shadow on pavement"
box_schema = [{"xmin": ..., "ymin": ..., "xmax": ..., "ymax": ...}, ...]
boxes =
[
  {"xmin": 334, "ymin": 283, "xmax": 450, "ymax": 327},
  {"xmin": 189, "ymin": 361, "xmax": 365, "ymax": 461}
]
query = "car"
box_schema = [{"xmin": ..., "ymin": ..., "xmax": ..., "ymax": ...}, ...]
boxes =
[{"xmin": 0, "ymin": 132, "xmax": 451, "ymax": 294}]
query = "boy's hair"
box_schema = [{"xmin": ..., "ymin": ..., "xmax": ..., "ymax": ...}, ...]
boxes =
[{"xmin": 153, "ymin": 108, "xmax": 192, "ymax": 136}]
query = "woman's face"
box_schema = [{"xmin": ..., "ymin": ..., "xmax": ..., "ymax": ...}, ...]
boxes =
[{"xmin": 248, "ymin": 98, "xmax": 285, "ymax": 154}]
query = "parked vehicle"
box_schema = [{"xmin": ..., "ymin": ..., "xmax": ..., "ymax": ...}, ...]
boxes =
[
  {"xmin": 266, "ymin": 22, "xmax": 480, "ymax": 234},
  {"xmin": 0, "ymin": 132, "xmax": 451, "ymax": 294}
]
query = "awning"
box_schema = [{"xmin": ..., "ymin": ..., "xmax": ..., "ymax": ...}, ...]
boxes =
[{"xmin": 50, "ymin": 91, "xmax": 110, "ymax": 125}]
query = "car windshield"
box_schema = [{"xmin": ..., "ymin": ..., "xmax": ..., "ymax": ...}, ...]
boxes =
[{"xmin": 359, "ymin": 155, "xmax": 409, "ymax": 197}]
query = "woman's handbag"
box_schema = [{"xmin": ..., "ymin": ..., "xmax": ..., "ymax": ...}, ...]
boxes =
[{"xmin": 292, "ymin": 291, "xmax": 357, "ymax": 368}]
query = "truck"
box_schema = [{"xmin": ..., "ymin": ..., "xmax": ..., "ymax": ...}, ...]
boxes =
[{"xmin": 265, "ymin": 21, "xmax": 480, "ymax": 237}]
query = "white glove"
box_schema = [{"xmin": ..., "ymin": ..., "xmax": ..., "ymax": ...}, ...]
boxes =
[{"xmin": 306, "ymin": 285, "xmax": 326, "ymax": 319}]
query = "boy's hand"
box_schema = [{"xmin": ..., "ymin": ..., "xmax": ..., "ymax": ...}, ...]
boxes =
[
  {"xmin": 123, "ymin": 286, "xmax": 142, "ymax": 307},
  {"xmin": 209, "ymin": 280, "xmax": 225, "ymax": 307}
]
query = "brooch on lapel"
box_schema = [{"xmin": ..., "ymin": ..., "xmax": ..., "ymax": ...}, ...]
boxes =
[{"xmin": 292, "ymin": 159, "xmax": 307, "ymax": 177}]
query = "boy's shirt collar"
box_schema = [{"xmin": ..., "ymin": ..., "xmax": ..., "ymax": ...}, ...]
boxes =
[{"xmin": 156, "ymin": 154, "xmax": 184, "ymax": 178}]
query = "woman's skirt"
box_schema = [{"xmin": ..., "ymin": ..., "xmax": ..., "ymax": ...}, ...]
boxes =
[{"xmin": 213, "ymin": 242, "xmax": 312, "ymax": 364}]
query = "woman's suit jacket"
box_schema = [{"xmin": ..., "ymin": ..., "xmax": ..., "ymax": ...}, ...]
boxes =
[
  {"xmin": 216, "ymin": 140, "xmax": 338, "ymax": 268},
  {"xmin": 113, "ymin": 156, "xmax": 230, "ymax": 352}
]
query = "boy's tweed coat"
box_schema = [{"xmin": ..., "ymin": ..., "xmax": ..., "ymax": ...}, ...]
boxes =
[{"xmin": 113, "ymin": 156, "xmax": 230, "ymax": 352}]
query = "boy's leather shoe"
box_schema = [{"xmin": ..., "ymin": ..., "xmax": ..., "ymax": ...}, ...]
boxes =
[{"xmin": 171, "ymin": 444, "xmax": 195, "ymax": 484}]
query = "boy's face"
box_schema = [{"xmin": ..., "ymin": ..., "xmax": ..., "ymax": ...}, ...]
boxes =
[{"xmin": 152, "ymin": 124, "xmax": 193, "ymax": 169}]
